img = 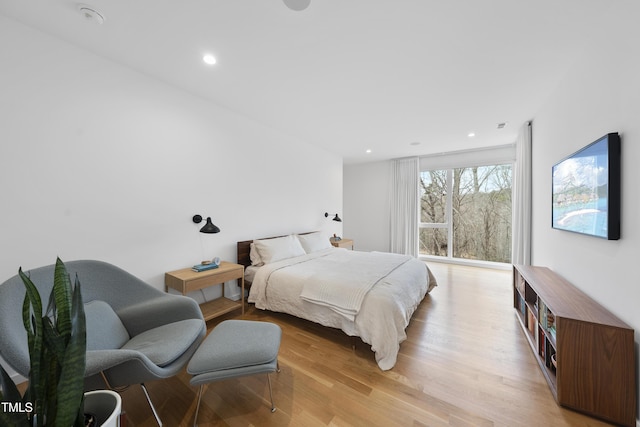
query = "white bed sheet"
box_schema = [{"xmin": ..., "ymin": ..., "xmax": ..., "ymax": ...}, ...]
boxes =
[
  {"xmin": 247, "ymin": 248, "xmax": 436, "ymax": 370},
  {"xmin": 244, "ymin": 265, "xmax": 260, "ymax": 283}
]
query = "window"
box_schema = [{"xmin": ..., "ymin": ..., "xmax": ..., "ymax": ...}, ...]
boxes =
[{"xmin": 419, "ymin": 164, "xmax": 513, "ymax": 264}]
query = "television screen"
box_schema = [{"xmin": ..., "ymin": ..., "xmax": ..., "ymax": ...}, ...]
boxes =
[{"xmin": 552, "ymin": 133, "xmax": 621, "ymax": 240}]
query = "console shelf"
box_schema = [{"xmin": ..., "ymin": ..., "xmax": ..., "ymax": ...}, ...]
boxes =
[{"xmin": 513, "ymin": 264, "xmax": 635, "ymax": 426}]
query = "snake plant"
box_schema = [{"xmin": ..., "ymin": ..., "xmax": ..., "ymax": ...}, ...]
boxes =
[{"xmin": 0, "ymin": 258, "xmax": 87, "ymax": 427}]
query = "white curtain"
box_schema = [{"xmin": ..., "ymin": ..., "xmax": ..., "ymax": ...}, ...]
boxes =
[
  {"xmin": 512, "ymin": 121, "xmax": 532, "ymax": 265},
  {"xmin": 390, "ymin": 157, "xmax": 419, "ymax": 257}
]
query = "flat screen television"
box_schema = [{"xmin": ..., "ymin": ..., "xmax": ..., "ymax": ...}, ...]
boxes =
[{"xmin": 552, "ymin": 132, "xmax": 621, "ymax": 240}]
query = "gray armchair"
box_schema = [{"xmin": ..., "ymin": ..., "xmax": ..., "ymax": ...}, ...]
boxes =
[{"xmin": 0, "ymin": 260, "xmax": 207, "ymax": 426}]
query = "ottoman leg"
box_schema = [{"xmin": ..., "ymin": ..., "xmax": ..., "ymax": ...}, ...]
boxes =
[{"xmin": 193, "ymin": 385, "xmax": 204, "ymax": 427}]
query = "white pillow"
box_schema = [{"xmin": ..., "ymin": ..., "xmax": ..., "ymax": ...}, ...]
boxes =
[
  {"xmin": 297, "ymin": 232, "xmax": 332, "ymax": 253},
  {"xmin": 253, "ymin": 234, "xmax": 306, "ymax": 264},
  {"xmin": 249, "ymin": 243, "xmax": 263, "ymax": 266}
]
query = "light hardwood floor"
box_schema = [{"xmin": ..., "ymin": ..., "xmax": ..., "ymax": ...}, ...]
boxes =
[{"xmin": 118, "ymin": 262, "xmax": 616, "ymax": 426}]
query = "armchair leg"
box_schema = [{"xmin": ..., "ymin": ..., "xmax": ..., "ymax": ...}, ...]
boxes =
[
  {"xmin": 141, "ymin": 383, "xmax": 163, "ymax": 427},
  {"xmin": 268, "ymin": 359, "xmax": 280, "ymax": 412},
  {"xmin": 193, "ymin": 385, "xmax": 204, "ymax": 427},
  {"xmin": 267, "ymin": 373, "xmax": 276, "ymax": 413}
]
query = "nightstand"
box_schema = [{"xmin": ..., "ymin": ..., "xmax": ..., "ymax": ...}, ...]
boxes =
[
  {"xmin": 165, "ymin": 261, "xmax": 244, "ymax": 321},
  {"xmin": 330, "ymin": 238, "xmax": 354, "ymax": 250}
]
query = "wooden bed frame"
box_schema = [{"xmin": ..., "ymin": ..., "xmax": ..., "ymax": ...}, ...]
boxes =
[{"xmin": 236, "ymin": 238, "xmax": 255, "ymax": 269}]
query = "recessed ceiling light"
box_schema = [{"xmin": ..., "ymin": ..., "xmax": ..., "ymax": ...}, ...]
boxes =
[
  {"xmin": 468, "ymin": 132, "xmax": 476, "ymax": 138},
  {"xmin": 366, "ymin": 149, "xmax": 372, "ymax": 154},
  {"xmin": 202, "ymin": 54, "xmax": 217, "ymax": 65},
  {"xmin": 410, "ymin": 141, "xmax": 421, "ymax": 146},
  {"xmin": 497, "ymin": 122, "xmax": 507, "ymax": 129}
]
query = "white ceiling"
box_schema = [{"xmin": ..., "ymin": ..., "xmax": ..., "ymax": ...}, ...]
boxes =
[{"xmin": 0, "ymin": 0, "xmax": 622, "ymax": 163}]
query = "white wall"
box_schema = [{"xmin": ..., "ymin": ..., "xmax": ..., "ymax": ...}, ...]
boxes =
[
  {"xmin": 531, "ymin": 5, "xmax": 640, "ymax": 419},
  {"xmin": 343, "ymin": 160, "xmax": 391, "ymax": 252},
  {"xmin": 531, "ymin": 7, "xmax": 639, "ymax": 330},
  {"xmin": 0, "ymin": 12, "xmax": 342, "ymax": 357}
]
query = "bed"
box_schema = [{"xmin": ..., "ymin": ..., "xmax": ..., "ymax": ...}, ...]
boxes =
[{"xmin": 237, "ymin": 232, "xmax": 437, "ymax": 370}]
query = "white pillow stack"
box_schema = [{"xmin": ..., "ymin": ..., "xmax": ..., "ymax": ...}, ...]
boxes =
[
  {"xmin": 252, "ymin": 234, "xmax": 306, "ymax": 265},
  {"xmin": 250, "ymin": 232, "xmax": 333, "ymax": 266}
]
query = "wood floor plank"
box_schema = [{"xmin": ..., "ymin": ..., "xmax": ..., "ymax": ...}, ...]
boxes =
[{"xmin": 118, "ymin": 262, "xmax": 616, "ymax": 426}]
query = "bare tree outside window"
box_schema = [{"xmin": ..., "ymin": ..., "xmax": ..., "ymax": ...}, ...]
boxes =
[{"xmin": 419, "ymin": 164, "xmax": 512, "ymax": 263}]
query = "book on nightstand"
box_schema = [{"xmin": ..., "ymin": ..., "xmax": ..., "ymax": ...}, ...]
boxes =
[{"xmin": 192, "ymin": 263, "xmax": 219, "ymax": 272}]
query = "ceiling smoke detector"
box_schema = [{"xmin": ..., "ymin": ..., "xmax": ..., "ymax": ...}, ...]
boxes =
[{"xmin": 77, "ymin": 4, "xmax": 105, "ymax": 24}]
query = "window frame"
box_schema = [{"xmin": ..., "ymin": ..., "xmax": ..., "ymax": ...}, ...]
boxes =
[{"xmin": 418, "ymin": 144, "xmax": 515, "ymax": 268}]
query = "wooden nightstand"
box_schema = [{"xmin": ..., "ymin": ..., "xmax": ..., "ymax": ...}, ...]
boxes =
[
  {"xmin": 165, "ymin": 261, "xmax": 244, "ymax": 321},
  {"xmin": 330, "ymin": 238, "xmax": 354, "ymax": 250}
]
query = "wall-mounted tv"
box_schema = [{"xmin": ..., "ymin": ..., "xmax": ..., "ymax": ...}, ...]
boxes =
[{"xmin": 552, "ymin": 132, "xmax": 621, "ymax": 240}]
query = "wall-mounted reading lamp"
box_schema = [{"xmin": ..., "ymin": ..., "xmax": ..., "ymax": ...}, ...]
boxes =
[
  {"xmin": 324, "ymin": 212, "xmax": 342, "ymax": 222},
  {"xmin": 192, "ymin": 214, "xmax": 220, "ymax": 233}
]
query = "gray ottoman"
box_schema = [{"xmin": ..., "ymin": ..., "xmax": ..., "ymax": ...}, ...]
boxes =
[{"xmin": 187, "ymin": 320, "xmax": 282, "ymax": 425}]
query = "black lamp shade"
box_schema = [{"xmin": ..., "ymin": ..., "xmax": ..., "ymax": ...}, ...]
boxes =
[
  {"xmin": 193, "ymin": 214, "xmax": 220, "ymax": 233},
  {"xmin": 200, "ymin": 217, "xmax": 220, "ymax": 233}
]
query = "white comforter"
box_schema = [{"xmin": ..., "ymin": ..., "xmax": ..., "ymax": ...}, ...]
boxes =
[{"xmin": 248, "ymin": 248, "xmax": 436, "ymax": 370}]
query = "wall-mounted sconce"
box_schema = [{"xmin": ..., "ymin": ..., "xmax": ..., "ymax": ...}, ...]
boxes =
[
  {"xmin": 192, "ymin": 214, "xmax": 220, "ymax": 233},
  {"xmin": 324, "ymin": 212, "xmax": 342, "ymax": 222}
]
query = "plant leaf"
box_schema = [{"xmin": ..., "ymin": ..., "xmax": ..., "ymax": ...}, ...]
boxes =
[
  {"xmin": 0, "ymin": 363, "xmax": 22, "ymax": 402},
  {"xmin": 42, "ymin": 337, "xmax": 59, "ymax": 425},
  {"xmin": 0, "ymin": 364, "xmax": 29, "ymax": 427},
  {"xmin": 43, "ymin": 317, "xmax": 66, "ymax": 362},
  {"xmin": 19, "ymin": 267, "xmax": 46, "ymax": 426},
  {"xmin": 54, "ymin": 275, "xmax": 87, "ymax": 427},
  {"xmin": 51, "ymin": 257, "xmax": 73, "ymax": 341},
  {"xmin": 19, "ymin": 268, "xmax": 42, "ymax": 346}
]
